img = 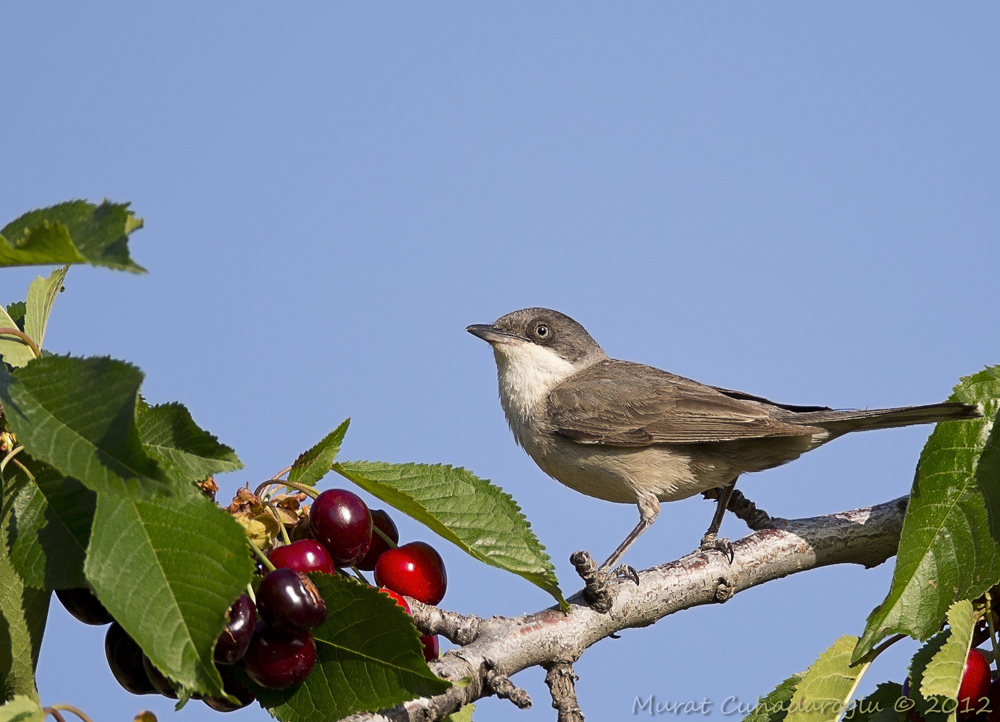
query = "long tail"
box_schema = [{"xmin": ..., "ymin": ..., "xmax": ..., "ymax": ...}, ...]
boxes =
[{"xmin": 788, "ymin": 401, "xmax": 982, "ymax": 434}]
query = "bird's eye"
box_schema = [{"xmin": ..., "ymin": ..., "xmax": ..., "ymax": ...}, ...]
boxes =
[{"xmin": 535, "ymin": 324, "xmax": 549, "ymax": 338}]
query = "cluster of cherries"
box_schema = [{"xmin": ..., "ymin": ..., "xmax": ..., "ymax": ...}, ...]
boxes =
[
  {"xmin": 241, "ymin": 488, "xmax": 447, "ymax": 691},
  {"xmin": 904, "ymin": 647, "xmax": 1000, "ymax": 722},
  {"xmin": 60, "ymin": 487, "xmax": 447, "ymax": 711}
]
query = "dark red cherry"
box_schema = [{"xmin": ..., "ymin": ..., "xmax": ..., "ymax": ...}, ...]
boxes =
[
  {"xmin": 374, "ymin": 542, "xmax": 447, "ymax": 605},
  {"xmin": 357, "ymin": 509, "xmax": 399, "ymax": 571},
  {"xmin": 421, "ymin": 634, "xmax": 439, "ymax": 662},
  {"xmin": 242, "ymin": 624, "xmax": 316, "ymax": 689},
  {"xmin": 257, "ymin": 568, "xmax": 327, "ymax": 631},
  {"xmin": 309, "ymin": 489, "xmax": 372, "ymax": 566},
  {"xmin": 203, "ymin": 664, "xmax": 256, "ymax": 712},
  {"xmin": 215, "ymin": 594, "xmax": 257, "ymax": 664},
  {"xmin": 57, "ymin": 587, "xmax": 114, "ymax": 625},
  {"xmin": 142, "ymin": 654, "xmax": 178, "ymax": 698},
  {"xmin": 269, "ymin": 540, "xmax": 336, "ymax": 575},
  {"xmin": 105, "ymin": 622, "xmax": 156, "ymax": 695}
]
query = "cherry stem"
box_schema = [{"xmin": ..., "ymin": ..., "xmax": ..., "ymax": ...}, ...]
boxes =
[
  {"xmin": 45, "ymin": 706, "xmax": 94, "ymax": 722},
  {"xmin": 247, "ymin": 540, "xmax": 276, "ymax": 572},
  {"xmin": 252, "ymin": 466, "xmax": 295, "ymax": 498},
  {"xmin": 0, "ymin": 328, "xmax": 41, "ymax": 359},
  {"xmin": 0, "ymin": 445, "xmax": 25, "ymax": 475},
  {"xmin": 373, "ymin": 525, "xmax": 397, "ymax": 549},
  {"xmin": 985, "ymin": 591, "xmax": 999, "ymax": 665},
  {"xmin": 246, "ymin": 582, "xmax": 257, "ymax": 605},
  {"xmin": 264, "ymin": 505, "xmax": 292, "ymax": 545},
  {"xmin": 350, "ymin": 566, "xmax": 370, "ymax": 585}
]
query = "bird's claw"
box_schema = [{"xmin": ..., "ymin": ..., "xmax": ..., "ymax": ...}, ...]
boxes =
[
  {"xmin": 699, "ymin": 533, "xmax": 734, "ymax": 563},
  {"xmin": 612, "ymin": 564, "xmax": 640, "ymax": 585}
]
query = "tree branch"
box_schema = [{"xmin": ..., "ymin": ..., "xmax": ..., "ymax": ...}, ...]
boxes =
[{"xmin": 344, "ymin": 496, "xmax": 908, "ymax": 722}]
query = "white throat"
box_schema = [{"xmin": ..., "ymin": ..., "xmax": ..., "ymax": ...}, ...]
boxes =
[{"xmin": 493, "ymin": 341, "xmax": 578, "ymax": 445}]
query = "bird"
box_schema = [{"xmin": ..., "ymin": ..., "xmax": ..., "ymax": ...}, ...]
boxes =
[{"xmin": 467, "ymin": 307, "xmax": 981, "ymax": 576}]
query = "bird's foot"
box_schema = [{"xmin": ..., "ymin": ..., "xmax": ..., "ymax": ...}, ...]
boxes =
[
  {"xmin": 611, "ymin": 564, "xmax": 640, "ymax": 585},
  {"xmin": 699, "ymin": 533, "xmax": 734, "ymax": 563},
  {"xmin": 570, "ymin": 550, "xmax": 614, "ymax": 613}
]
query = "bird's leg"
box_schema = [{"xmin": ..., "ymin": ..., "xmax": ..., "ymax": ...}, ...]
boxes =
[
  {"xmin": 598, "ymin": 496, "xmax": 659, "ymax": 584},
  {"xmin": 700, "ymin": 480, "xmax": 737, "ymax": 561}
]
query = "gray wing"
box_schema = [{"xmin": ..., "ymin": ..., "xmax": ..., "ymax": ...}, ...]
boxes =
[{"xmin": 546, "ymin": 360, "xmax": 823, "ymax": 446}]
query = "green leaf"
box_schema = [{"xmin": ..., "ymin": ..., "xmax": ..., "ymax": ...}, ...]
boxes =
[
  {"xmin": 0, "ymin": 510, "xmax": 50, "ymax": 704},
  {"xmin": 0, "ymin": 356, "xmax": 187, "ymax": 499},
  {"xmin": 920, "ymin": 600, "xmax": 975, "ymax": 710},
  {"xmin": 444, "ymin": 704, "xmax": 475, "ymax": 722},
  {"xmin": 335, "ymin": 461, "xmax": 566, "ymax": 610},
  {"xmin": 136, "ymin": 400, "xmax": 242, "ymax": 483},
  {"xmin": 908, "ymin": 632, "xmax": 950, "ymax": 722},
  {"xmin": 3, "ymin": 304, "xmax": 25, "ymax": 332},
  {"xmin": 7, "ymin": 457, "xmax": 95, "ymax": 589},
  {"xmin": 743, "ymin": 674, "xmax": 802, "ymax": 722},
  {"xmin": 23, "ymin": 266, "xmax": 68, "ymax": 353},
  {"xmin": 855, "ymin": 368, "xmax": 1000, "ymax": 661},
  {"xmin": 288, "ymin": 419, "xmax": 350, "ymax": 487},
  {"xmin": 786, "ymin": 636, "xmax": 868, "ymax": 722},
  {"xmin": 0, "ymin": 306, "xmax": 34, "ymax": 370},
  {"xmin": 0, "ymin": 696, "xmax": 45, "ymax": 722},
  {"xmin": 83, "ymin": 493, "xmax": 254, "ymax": 699},
  {"xmin": 0, "ymin": 201, "xmax": 144, "ymax": 273},
  {"xmin": 845, "ymin": 683, "xmax": 904, "ymax": 722},
  {"xmin": 247, "ymin": 575, "xmax": 449, "ymax": 722}
]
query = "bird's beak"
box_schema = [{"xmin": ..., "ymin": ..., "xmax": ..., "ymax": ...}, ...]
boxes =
[{"xmin": 466, "ymin": 324, "xmax": 523, "ymax": 345}]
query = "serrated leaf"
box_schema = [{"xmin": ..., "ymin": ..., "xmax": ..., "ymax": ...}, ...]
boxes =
[
  {"xmin": 0, "ymin": 306, "xmax": 34, "ymax": 370},
  {"xmin": 0, "ymin": 201, "xmax": 144, "ymax": 273},
  {"xmin": 135, "ymin": 400, "xmax": 242, "ymax": 483},
  {"xmin": 4, "ymin": 304, "xmax": 25, "ymax": 331},
  {"xmin": 845, "ymin": 682, "xmax": 904, "ymax": 722},
  {"xmin": 444, "ymin": 704, "xmax": 475, "ymax": 722},
  {"xmin": 7, "ymin": 456, "xmax": 94, "ymax": 589},
  {"xmin": 855, "ymin": 368, "xmax": 1000, "ymax": 661},
  {"xmin": 83, "ymin": 493, "xmax": 255, "ymax": 699},
  {"xmin": 0, "ymin": 511, "xmax": 49, "ymax": 704},
  {"xmin": 24, "ymin": 266, "xmax": 67, "ymax": 353},
  {"xmin": 786, "ymin": 636, "xmax": 868, "ymax": 722},
  {"xmin": 335, "ymin": 461, "xmax": 565, "ymax": 610},
  {"xmin": 908, "ymin": 632, "xmax": 950, "ymax": 722},
  {"xmin": 247, "ymin": 575, "xmax": 449, "ymax": 722},
  {"xmin": 288, "ymin": 419, "xmax": 349, "ymax": 487},
  {"xmin": 920, "ymin": 600, "xmax": 975, "ymax": 708},
  {"xmin": 743, "ymin": 674, "xmax": 802, "ymax": 722},
  {"xmin": 0, "ymin": 356, "xmax": 187, "ymax": 499},
  {"xmin": 0, "ymin": 696, "xmax": 45, "ymax": 722}
]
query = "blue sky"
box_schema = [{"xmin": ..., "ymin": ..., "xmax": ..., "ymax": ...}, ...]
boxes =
[{"xmin": 2, "ymin": 4, "xmax": 999, "ymax": 721}]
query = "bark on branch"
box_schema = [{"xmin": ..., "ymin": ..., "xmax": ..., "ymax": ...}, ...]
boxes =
[{"xmin": 343, "ymin": 496, "xmax": 908, "ymax": 722}]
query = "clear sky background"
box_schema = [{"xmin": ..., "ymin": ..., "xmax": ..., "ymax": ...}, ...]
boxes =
[{"xmin": 2, "ymin": 4, "xmax": 999, "ymax": 721}]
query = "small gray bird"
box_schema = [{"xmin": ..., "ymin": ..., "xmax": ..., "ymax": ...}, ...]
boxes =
[{"xmin": 467, "ymin": 307, "xmax": 981, "ymax": 575}]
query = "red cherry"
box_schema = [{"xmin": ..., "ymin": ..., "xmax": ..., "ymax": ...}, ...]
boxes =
[
  {"xmin": 309, "ymin": 489, "xmax": 372, "ymax": 567},
  {"xmin": 57, "ymin": 587, "xmax": 114, "ymax": 626},
  {"xmin": 214, "ymin": 594, "xmax": 257, "ymax": 664},
  {"xmin": 269, "ymin": 540, "xmax": 336, "ymax": 575},
  {"xmin": 357, "ymin": 510, "xmax": 399, "ymax": 571},
  {"xmin": 142, "ymin": 654, "xmax": 178, "ymax": 699},
  {"xmin": 901, "ymin": 677, "xmax": 925, "ymax": 722},
  {"xmin": 420, "ymin": 634, "xmax": 439, "ymax": 662},
  {"xmin": 203, "ymin": 664, "xmax": 255, "ymax": 712},
  {"xmin": 378, "ymin": 588, "xmax": 411, "ymax": 615},
  {"xmin": 957, "ymin": 648, "xmax": 991, "ymax": 720},
  {"xmin": 104, "ymin": 623, "xmax": 156, "ymax": 695},
  {"xmin": 374, "ymin": 542, "xmax": 447, "ymax": 605},
  {"xmin": 257, "ymin": 568, "xmax": 327, "ymax": 631},
  {"xmin": 242, "ymin": 624, "xmax": 317, "ymax": 689}
]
